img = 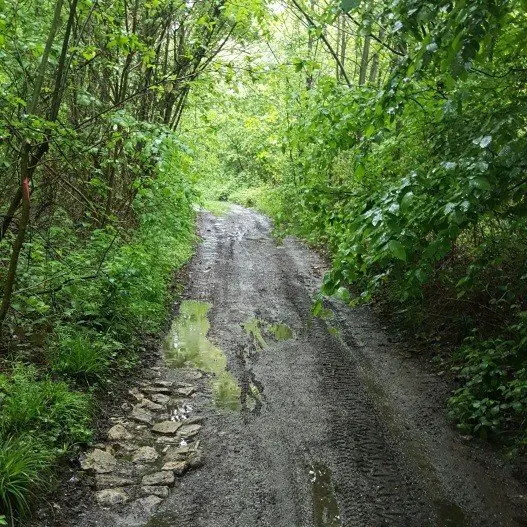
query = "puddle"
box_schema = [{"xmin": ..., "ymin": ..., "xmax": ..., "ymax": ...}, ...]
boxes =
[
  {"xmin": 269, "ymin": 323, "xmax": 294, "ymax": 340},
  {"xmin": 242, "ymin": 317, "xmax": 267, "ymax": 349},
  {"xmin": 310, "ymin": 463, "xmax": 342, "ymax": 527},
  {"xmin": 242, "ymin": 317, "xmax": 294, "ymax": 349},
  {"xmin": 212, "ymin": 372, "xmax": 241, "ymax": 410},
  {"xmin": 434, "ymin": 500, "xmax": 468, "ymax": 527},
  {"xmin": 164, "ymin": 300, "xmax": 240, "ymax": 410}
]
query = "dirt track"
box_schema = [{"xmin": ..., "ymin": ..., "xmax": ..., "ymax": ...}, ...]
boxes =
[{"xmin": 72, "ymin": 205, "xmax": 527, "ymax": 527}]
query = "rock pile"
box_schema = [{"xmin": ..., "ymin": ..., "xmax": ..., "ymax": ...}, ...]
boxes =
[{"xmin": 79, "ymin": 373, "xmax": 205, "ymax": 511}]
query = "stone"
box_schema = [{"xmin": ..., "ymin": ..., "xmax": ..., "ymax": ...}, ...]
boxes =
[
  {"xmin": 80, "ymin": 449, "xmax": 117, "ymax": 474},
  {"xmin": 95, "ymin": 488, "xmax": 129, "ymax": 507},
  {"xmin": 134, "ymin": 495, "xmax": 163, "ymax": 513},
  {"xmin": 107, "ymin": 424, "xmax": 132, "ymax": 441},
  {"xmin": 178, "ymin": 424, "xmax": 202, "ymax": 438},
  {"xmin": 95, "ymin": 474, "xmax": 135, "ymax": 489},
  {"xmin": 140, "ymin": 486, "xmax": 169, "ymax": 498},
  {"xmin": 153, "ymin": 380, "xmax": 173, "ymax": 388},
  {"xmin": 162, "ymin": 460, "xmax": 187, "ymax": 474},
  {"xmin": 188, "ymin": 452, "xmax": 204, "ymax": 469},
  {"xmin": 141, "ymin": 471, "xmax": 175, "ymax": 486},
  {"xmin": 150, "ymin": 393, "xmax": 170, "ymax": 405},
  {"xmin": 176, "ymin": 386, "xmax": 195, "ymax": 397},
  {"xmin": 152, "ymin": 421, "xmax": 182, "ymax": 435},
  {"xmin": 142, "ymin": 386, "xmax": 172, "ymax": 395},
  {"xmin": 155, "ymin": 436, "xmax": 180, "ymax": 444},
  {"xmin": 131, "ymin": 406, "xmax": 154, "ymax": 425},
  {"xmin": 139, "ymin": 399, "xmax": 165, "ymax": 412},
  {"xmin": 129, "ymin": 388, "xmax": 144, "ymax": 402},
  {"xmin": 132, "ymin": 447, "xmax": 159, "ymax": 463},
  {"xmin": 185, "ymin": 371, "xmax": 203, "ymax": 381},
  {"xmin": 163, "ymin": 446, "xmax": 191, "ymax": 462}
]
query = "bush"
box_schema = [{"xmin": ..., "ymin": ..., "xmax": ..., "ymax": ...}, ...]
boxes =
[{"xmin": 449, "ymin": 314, "xmax": 527, "ymax": 446}]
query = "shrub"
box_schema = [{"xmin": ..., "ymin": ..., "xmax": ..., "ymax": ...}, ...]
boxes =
[{"xmin": 449, "ymin": 313, "xmax": 527, "ymax": 446}]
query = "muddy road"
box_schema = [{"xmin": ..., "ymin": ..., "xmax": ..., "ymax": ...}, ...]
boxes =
[{"xmin": 70, "ymin": 205, "xmax": 526, "ymax": 527}]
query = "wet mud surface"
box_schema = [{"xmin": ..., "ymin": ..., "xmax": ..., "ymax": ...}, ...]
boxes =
[{"xmin": 63, "ymin": 205, "xmax": 527, "ymax": 526}]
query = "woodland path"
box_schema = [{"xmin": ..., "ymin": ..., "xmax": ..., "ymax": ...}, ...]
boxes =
[{"xmin": 70, "ymin": 205, "xmax": 526, "ymax": 527}]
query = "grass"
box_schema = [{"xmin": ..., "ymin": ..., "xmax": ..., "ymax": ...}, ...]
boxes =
[
  {"xmin": 202, "ymin": 199, "xmax": 232, "ymax": 216},
  {"xmin": 48, "ymin": 327, "xmax": 115, "ymax": 380},
  {"xmin": 0, "ymin": 365, "xmax": 92, "ymax": 521},
  {"xmin": 0, "ymin": 437, "xmax": 51, "ymax": 521}
]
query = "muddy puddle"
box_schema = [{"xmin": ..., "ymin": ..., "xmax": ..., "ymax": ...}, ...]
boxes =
[
  {"xmin": 164, "ymin": 300, "xmax": 240, "ymax": 410},
  {"xmin": 242, "ymin": 317, "xmax": 294, "ymax": 349},
  {"xmin": 310, "ymin": 463, "xmax": 342, "ymax": 527}
]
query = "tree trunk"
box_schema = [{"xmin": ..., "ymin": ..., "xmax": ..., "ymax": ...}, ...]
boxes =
[{"xmin": 359, "ymin": 35, "xmax": 371, "ymax": 86}]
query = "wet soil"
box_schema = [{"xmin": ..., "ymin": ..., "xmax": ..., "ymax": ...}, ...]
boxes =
[{"xmin": 53, "ymin": 205, "xmax": 527, "ymax": 526}]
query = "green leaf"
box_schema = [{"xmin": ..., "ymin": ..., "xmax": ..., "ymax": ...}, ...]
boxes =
[
  {"xmin": 400, "ymin": 192, "xmax": 414, "ymax": 212},
  {"xmin": 387, "ymin": 240, "xmax": 407, "ymax": 261},
  {"xmin": 341, "ymin": 0, "xmax": 360, "ymax": 12},
  {"xmin": 355, "ymin": 163, "xmax": 365, "ymax": 179}
]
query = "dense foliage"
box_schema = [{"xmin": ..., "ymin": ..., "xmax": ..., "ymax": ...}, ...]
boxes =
[
  {"xmin": 0, "ymin": 0, "xmax": 267, "ymax": 522},
  {"xmin": 1, "ymin": 0, "xmax": 526, "ymax": 521},
  {"xmin": 191, "ymin": 0, "xmax": 527, "ymax": 452}
]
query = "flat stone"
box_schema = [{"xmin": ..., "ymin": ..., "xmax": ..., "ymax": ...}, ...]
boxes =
[
  {"xmin": 80, "ymin": 449, "xmax": 117, "ymax": 474},
  {"xmin": 132, "ymin": 447, "xmax": 159, "ymax": 463},
  {"xmin": 178, "ymin": 424, "xmax": 202, "ymax": 438},
  {"xmin": 176, "ymin": 386, "xmax": 196, "ymax": 397},
  {"xmin": 152, "ymin": 421, "xmax": 182, "ymax": 435},
  {"xmin": 95, "ymin": 474, "xmax": 135, "ymax": 489},
  {"xmin": 150, "ymin": 393, "xmax": 170, "ymax": 405},
  {"xmin": 163, "ymin": 446, "xmax": 191, "ymax": 462},
  {"xmin": 142, "ymin": 471, "xmax": 175, "ymax": 486},
  {"xmin": 162, "ymin": 460, "xmax": 187, "ymax": 474},
  {"xmin": 134, "ymin": 495, "xmax": 163, "ymax": 513},
  {"xmin": 131, "ymin": 406, "xmax": 154, "ymax": 425},
  {"xmin": 185, "ymin": 371, "xmax": 203, "ymax": 381},
  {"xmin": 155, "ymin": 436, "xmax": 180, "ymax": 444},
  {"xmin": 139, "ymin": 399, "xmax": 165, "ymax": 412},
  {"xmin": 95, "ymin": 488, "xmax": 129, "ymax": 507},
  {"xmin": 129, "ymin": 388, "xmax": 144, "ymax": 402},
  {"xmin": 153, "ymin": 380, "xmax": 174, "ymax": 388},
  {"xmin": 142, "ymin": 386, "xmax": 172, "ymax": 395},
  {"xmin": 140, "ymin": 486, "xmax": 169, "ymax": 498},
  {"xmin": 107, "ymin": 424, "xmax": 132, "ymax": 441}
]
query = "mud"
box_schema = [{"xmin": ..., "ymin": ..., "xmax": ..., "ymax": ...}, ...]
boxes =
[{"xmin": 62, "ymin": 205, "xmax": 527, "ymax": 526}]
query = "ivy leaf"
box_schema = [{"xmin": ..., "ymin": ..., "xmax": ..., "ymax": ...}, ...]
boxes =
[{"xmin": 387, "ymin": 240, "xmax": 407, "ymax": 261}]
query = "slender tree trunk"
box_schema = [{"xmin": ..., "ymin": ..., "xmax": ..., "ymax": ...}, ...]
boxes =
[
  {"xmin": 369, "ymin": 31, "xmax": 384, "ymax": 85},
  {"xmin": 0, "ymin": 188, "xmax": 22, "ymax": 243},
  {"xmin": 0, "ymin": 147, "xmax": 32, "ymax": 325},
  {"xmin": 359, "ymin": 35, "xmax": 371, "ymax": 86},
  {"xmin": 0, "ymin": 0, "xmax": 78, "ymax": 328},
  {"xmin": 338, "ymin": 14, "xmax": 347, "ymax": 83}
]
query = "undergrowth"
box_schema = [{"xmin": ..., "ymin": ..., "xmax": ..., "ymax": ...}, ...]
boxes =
[{"xmin": 0, "ymin": 135, "xmax": 195, "ymax": 522}]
